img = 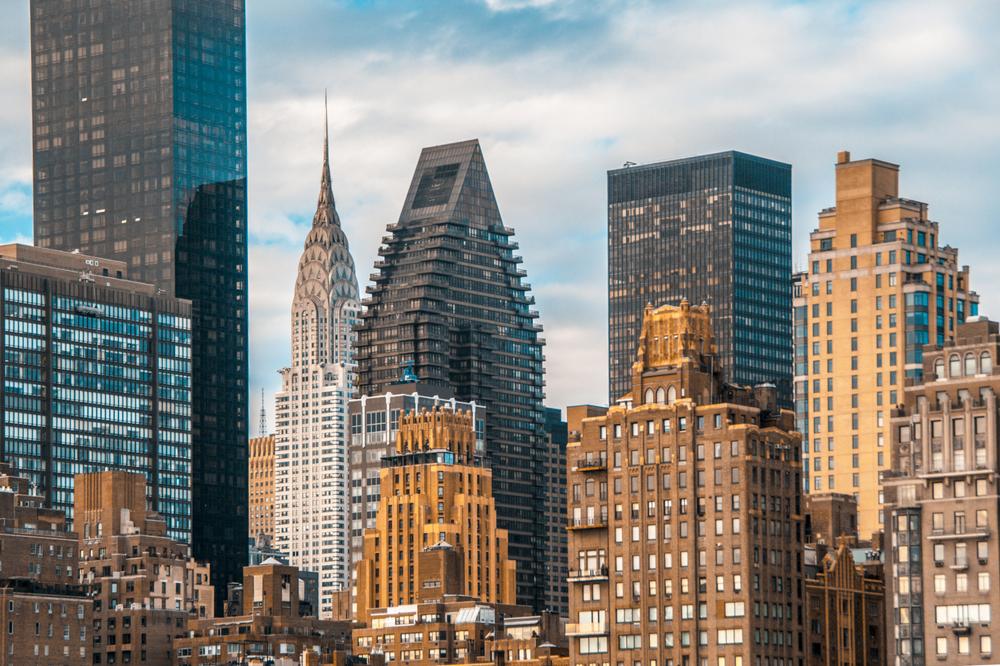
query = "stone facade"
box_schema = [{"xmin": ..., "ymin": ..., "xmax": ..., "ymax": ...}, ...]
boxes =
[
  {"xmin": 568, "ymin": 300, "xmax": 804, "ymax": 666},
  {"xmin": 173, "ymin": 560, "xmax": 352, "ymax": 666},
  {"xmin": 274, "ymin": 109, "xmax": 360, "ymax": 614},
  {"xmin": 885, "ymin": 318, "xmax": 1000, "ymax": 664}
]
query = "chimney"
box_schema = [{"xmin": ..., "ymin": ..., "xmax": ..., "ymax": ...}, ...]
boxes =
[{"xmin": 837, "ymin": 150, "xmax": 851, "ymax": 164}]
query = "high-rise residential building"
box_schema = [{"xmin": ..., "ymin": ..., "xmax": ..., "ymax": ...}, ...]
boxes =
[
  {"xmin": 30, "ymin": 0, "xmax": 249, "ymax": 605},
  {"xmin": 347, "ymin": 378, "xmax": 481, "ymax": 569},
  {"xmin": 273, "ymin": 118, "xmax": 360, "ymax": 617},
  {"xmin": 885, "ymin": 317, "xmax": 1000, "ymax": 665},
  {"xmin": 355, "ymin": 139, "xmax": 548, "ymax": 609},
  {"xmin": 352, "ymin": 407, "xmax": 568, "ymax": 666},
  {"xmin": 804, "ymin": 538, "xmax": 885, "ymax": 666},
  {"xmin": 797, "ymin": 151, "xmax": 978, "ymax": 540},
  {"xmin": 607, "ymin": 151, "xmax": 793, "ymax": 405},
  {"xmin": 248, "ymin": 434, "xmax": 275, "ymax": 542},
  {"xmin": 542, "ymin": 407, "xmax": 569, "ymax": 615},
  {"xmin": 75, "ymin": 470, "xmax": 214, "ymax": 666},
  {"xmin": 353, "ymin": 407, "xmax": 517, "ymax": 625},
  {"xmin": 567, "ymin": 300, "xmax": 804, "ymax": 666},
  {"xmin": 0, "ymin": 244, "xmax": 192, "ymax": 541}
]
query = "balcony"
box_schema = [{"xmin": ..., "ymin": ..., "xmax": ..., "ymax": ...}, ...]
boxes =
[
  {"xmin": 929, "ymin": 527, "xmax": 991, "ymax": 541},
  {"xmin": 567, "ymin": 567, "xmax": 609, "ymax": 582},
  {"xmin": 568, "ymin": 516, "xmax": 608, "ymax": 530},
  {"xmin": 950, "ymin": 558, "xmax": 970, "ymax": 572},
  {"xmin": 951, "ymin": 621, "xmax": 972, "ymax": 635},
  {"xmin": 565, "ymin": 621, "xmax": 608, "ymax": 637},
  {"xmin": 573, "ymin": 457, "xmax": 607, "ymax": 472}
]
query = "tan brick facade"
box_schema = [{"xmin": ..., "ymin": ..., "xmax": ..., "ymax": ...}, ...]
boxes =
[
  {"xmin": 249, "ymin": 434, "xmax": 276, "ymax": 541},
  {"xmin": 798, "ymin": 152, "xmax": 978, "ymax": 539}
]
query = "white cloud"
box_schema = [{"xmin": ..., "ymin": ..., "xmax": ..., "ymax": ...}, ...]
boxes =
[{"xmin": 1, "ymin": 0, "xmax": 998, "ymax": 414}]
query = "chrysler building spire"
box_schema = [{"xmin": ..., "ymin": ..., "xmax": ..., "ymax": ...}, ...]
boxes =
[{"xmin": 315, "ymin": 89, "xmax": 338, "ymax": 225}]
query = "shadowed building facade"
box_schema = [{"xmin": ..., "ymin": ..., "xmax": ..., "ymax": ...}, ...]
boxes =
[
  {"xmin": 568, "ymin": 300, "xmax": 804, "ymax": 666},
  {"xmin": 75, "ymin": 470, "xmax": 214, "ymax": 665},
  {"xmin": 355, "ymin": 140, "xmax": 549, "ymax": 610},
  {"xmin": 607, "ymin": 152, "xmax": 793, "ymax": 405},
  {"xmin": 30, "ymin": 0, "xmax": 250, "ymax": 608},
  {"xmin": 804, "ymin": 538, "xmax": 885, "ymax": 666}
]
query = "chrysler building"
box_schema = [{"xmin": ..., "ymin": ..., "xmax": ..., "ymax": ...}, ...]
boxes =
[{"xmin": 274, "ymin": 100, "xmax": 359, "ymax": 616}]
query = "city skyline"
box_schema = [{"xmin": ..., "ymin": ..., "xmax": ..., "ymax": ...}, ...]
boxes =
[{"xmin": 2, "ymin": 1, "xmax": 1000, "ymax": 415}]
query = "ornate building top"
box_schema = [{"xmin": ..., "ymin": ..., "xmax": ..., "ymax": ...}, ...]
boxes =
[
  {"xmin": 290, "ymin": 95, "xmax": 359, "ymax": 368},
  {"xmin": 633, "ymin": 298, "xmax": 714, "ymax": 374}
]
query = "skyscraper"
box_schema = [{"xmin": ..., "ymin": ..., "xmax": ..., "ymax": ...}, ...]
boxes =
[
  {"xmin": 607, "ymin": 151, "xmax": 793, "ymax": 404},
  {"xmin": 568, "ymin": 300, "xmax": 804, "ymax": 666},
  {"xmin": 355, "ymin": 139, "xmax": 549, "ymax": 609},
  {"xmin": 0, "ymin": 244, "xmax": 192, "ymax": 542},
  {"xmin": 273, "ymin": 113, "xmax": 360, "ymax": 617},
  {"xmin": 797, "ymin": 151, "xmax": 978, "ymax": 539},
  {"xmin": 29, "ymin": 0, "xmax": 249, "ymax": 605}
]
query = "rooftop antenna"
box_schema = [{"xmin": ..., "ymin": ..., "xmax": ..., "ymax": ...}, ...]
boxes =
[{"xmin": 258, "ymin": 388, "xmax": 268, "ymax": 437}]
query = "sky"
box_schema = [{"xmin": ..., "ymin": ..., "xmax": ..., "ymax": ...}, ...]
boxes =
[{"xmin": 1, "ymin": 0, "xmax": 999, "ymax": 428}]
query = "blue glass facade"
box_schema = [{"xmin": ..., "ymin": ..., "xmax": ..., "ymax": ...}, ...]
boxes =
[
  {"xmin": 608, "ymin": 151, "xmax": 793, "ymax": 404},
  {"xmin": 0, "ymin": 249, "xmax": 192, "ymax": 542}
]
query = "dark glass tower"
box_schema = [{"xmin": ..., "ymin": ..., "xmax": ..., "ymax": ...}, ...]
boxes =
[
  {"xmin": 607, "ymin": 151, "xmax": 792, "ymax": 404},
  {"xmin": 356, "ymin": 139, "xmax": 549, "ymax": 610},
  {"xmin": 30, "ymin": 0, "xmax": 248, "ymax": 608}
]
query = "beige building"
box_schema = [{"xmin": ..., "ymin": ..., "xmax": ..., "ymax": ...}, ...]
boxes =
[
  {"xmin": 568, "ymin": 300, "xmax": 804, "ymax": 666},
  {"xmin": 75, "ymin": 471, "xmax": 214, "ymax": 665},
  {"xmin": 249, "ymin": 434, "xmax": 276, "ymax": 541},
  {"xmin": 350, "ymin": 407, "xmax": 567, "ymax": 666},
  {"xmin": 885, "ymin": 318, "xmax": 1000, "ymax": 664},
  {"xmin": 353, "ymin": 407, "xmax": 517, "ymax": 627},
  {"xmin": 797, "ymin": 151, "xmax": 978, "ymax": 539}
]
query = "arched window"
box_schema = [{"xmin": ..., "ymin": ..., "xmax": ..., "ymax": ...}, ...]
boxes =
[
  {"xmin": 982, "ymin": 352, "xmax": 993, "ymax": 374},
  {"xmin": 950, "ymin": 354, "xmax": 961, "ymax": 378},
  {"xmin": 934, "ymin": 358, "xmax": 945, "ymax": 380},
  {"xmin": 667, "ymin": 386, "xmax": 677, "ymax": 404},
  {"xmin": 644, "ymin": 388, "xmax": 654, "ymax": 405},
  {"xmin": 965, "ymin": 353, "xmax": 977, "ymax": 376},
  {"xmin": 656, "ymin": 387, "xmax": 666, "ymax": 404}
]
